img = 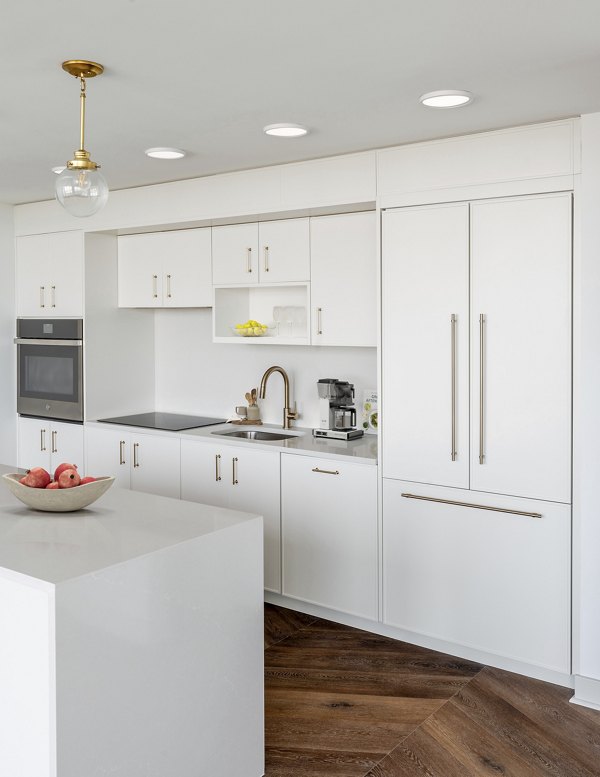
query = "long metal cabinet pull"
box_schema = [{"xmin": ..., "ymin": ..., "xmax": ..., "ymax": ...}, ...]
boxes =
[
  {"xmin": 479, "ymin": 313, "xmax": 485, "ymax": 464},
  {"xmin": 264, "ymin": 246, "xmax": 269, "ymax": 272},
  {"xmin": 119, "ymin": 440, "xmax": 126, "ymax": 465},
  {"xmin": 40, "ymin": 429, "xmax": 46, "ymax": 452},
  {"xmin": 215, "ymin": 454, "xmax": 221, "ymax": 482},
  {"xmin": 40, "ymin": 286, "xmax": 45, "ymax": 308},
  {"xmin": 451, "ymin": 314, "xmax": 457, "ymax": 462},
  {"xmin": 312, "ymin": 467, "xmax": 340, "ymax": 475},
  {"xmin": 246, "ymin": 248, "xmax": 252, "ymax": 273},
  {"xmin": 317, "ymin": 307, "xmax": 323, "ymax": 335},
  {"xmin": 133, "ymin": 442, "xmax": 140, "ymax": 468},
  {"xmin": 232, "ymin": 457, "xmax": 238, "ymax": 485},
  {"xmin": 401, "ymin": 492, "xmax": 542, "ymax": 519},
  {"xmin": 166, "ymin": 274, "xmax": 172, "ymax": 298},
  {"xmin": 51, "ymin": 286, "xmax": 56, "ymax": 308},
  {"xmin": 51, "ymin": 430, "xmax": 57, "ymax": 454},
  {"xmin": 152, "ymin": 275, "xmax": 158, "ymax": 299}
]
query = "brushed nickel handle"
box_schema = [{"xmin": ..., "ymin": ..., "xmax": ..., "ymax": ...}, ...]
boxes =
[
  {"xmin": 133, "ymin": 442, "xmax": 140, "ymax": 468},
  {"xmin": 215, "ymin": 453, "xmax": 222, "ymax": 482},
  {"xmin": 312, "ymin": 467, "xmax": 339, "ymax": 475},
  {"xmin": 51, "ymin": 286, "xmax": 56, "ymax": 308},
  {"xmin": 166, "ymin": 274, "xmax": 172, "ymax": 298},
  {"xmin": 317, "ymin": 307, "xmax": 323, "ymax": 335},
  {"xmin": 451, "ymin": 314, "xmax": 457, "ymax": 461},
  {"xmin": 401, "ymin": 492, "xmax": 541, "ymax": 519},
  {"xmin": 40, "ymin": 428, "xmax": 46, "ymax": 452},
  {"xmin": 119, "ymin": 440, "xmax": 126, "ymax": 466},
  {"xmin": 40, "ymin": 286, "xmax": 45, "ymax": 308},
  {"xmin": 479, "ymin": 313, "xmax": 485, "ymax": 464},
  {"xmin": 264, "ymin": 246, "xmax": 269, "ymax": 272},
  {"xmin": 232, "ymin": 456, "xmax": 238, "ymax": 485},
  {"xmin": 51, "ymin": 430, "xmax": 57, "ymax": 454},
  {"xmin": 152, "ymin": 275, "xmax": 158, "ymax": 299},
  {"xmin": 246, "ymin": 248, "xmax": 253, "ymax": 273}
]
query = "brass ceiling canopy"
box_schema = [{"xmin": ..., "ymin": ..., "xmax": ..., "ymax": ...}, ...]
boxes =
[{"xmin": 62, "ymin": 60, "xmax": 104, "ymax": 79}]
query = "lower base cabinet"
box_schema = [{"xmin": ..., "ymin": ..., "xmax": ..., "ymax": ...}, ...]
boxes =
[
  {"xmin": 281, "ymin": 454, "xmax": 378, "ymax": 620},
  {"xmin": 85, "ymin": 426, "xmax": 181, "ymax": 498},
  {"xmin": 17, "ymin": 417, "xmax": 84, "ymax": 475},
  {"xmin": 382, "ymin": 478, "xmax": 571, "ymax": 673},
  {"xmin": 181, "ymin": 440, "xmax": 281, "ymax": 593}
]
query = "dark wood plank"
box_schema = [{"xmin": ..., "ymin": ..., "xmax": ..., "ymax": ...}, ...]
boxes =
[
  {"xmin": 265, "ymin": 747, "xmax": 378, "ymax": 777},
  {"xmin": 264, "ymin": 603, "xmax": 318, "ymax": 648}
]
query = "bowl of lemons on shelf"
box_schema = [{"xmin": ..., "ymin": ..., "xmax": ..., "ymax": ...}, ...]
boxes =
[{"xmin": 232, "ymin": 319, "xmax": 271, "ymax": 337}]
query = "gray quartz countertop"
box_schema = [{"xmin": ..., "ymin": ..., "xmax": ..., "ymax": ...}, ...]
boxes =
[
  {"xmin": 86, "ymin": 421, "xmax": 378, "ymax": 465},
  {"xmin": 0, "ymin": 464, "xmax": 260, "ymax": 585}
]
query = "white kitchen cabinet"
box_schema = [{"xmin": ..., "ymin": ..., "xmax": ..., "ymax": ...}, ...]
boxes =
[
  {"xmin": 382, "ymin": 193, "xmax": 571, "ymax": 503},
  {"xmin": 17, "ymin": 416, "xmax": 84, "ymax": 475},
  {"xmin": 181, "ymin": 439, "xmax": 281, "ymax": 592},
  {"xmin": 85, "ymin": 426, "xmax": 180, "ymax": 498},
  {"xmin": 382, "ymin": 479, "xmax": 571, "ymax": 674},
  {"xmin": 382, "ymin": 204, "xmax": 470, "ymax": 487},
  {"xmin": 281, "ymin": 454, "xmax": 378, "ymax": 620},
  {"xmin": 212, "ymin": 223, "xmax": 259, "ymax": 285},
  {"xmin": 16, "ymin": 232, "xmax": 84, "ymax": 317},
  {"xmin": 212, "ymin": 218, "xmax": 309, "ymax": 285},
  {"xmin": 469, "ymin": 194, "xmax": 572, "ymax": 503},
  {"xmin": 310, "ymin": 211, "xmax": 377, "ymax": 347},
  {"xmin": 118, "ymin": 228, "xmax": 212, "ymax": 308},
  {"xmin": 258, "ymin": 218, "xmax": 309, "ymax": 283}
]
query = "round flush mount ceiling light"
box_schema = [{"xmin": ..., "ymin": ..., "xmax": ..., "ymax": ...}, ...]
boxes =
[
  {"xmin": 419, "ymin": 90, "xmax": 473, "ymax": 108},
  {"xmin": 145, "ymin": 147, "xmax": 186, "ymax": 159},
  {"xmin": 263, "ymin": 123, "xmax": 308, "ymax": 137}
]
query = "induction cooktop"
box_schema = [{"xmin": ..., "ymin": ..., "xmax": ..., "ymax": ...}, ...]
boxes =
[{"xmin": 98, "ymin": 412, "xmax": 226, "ymax": 431}]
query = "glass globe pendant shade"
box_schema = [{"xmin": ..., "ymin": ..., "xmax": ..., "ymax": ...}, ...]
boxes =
[{"xmin": 55, "ymin": 167, "xmax": 109, "ymax": 217}]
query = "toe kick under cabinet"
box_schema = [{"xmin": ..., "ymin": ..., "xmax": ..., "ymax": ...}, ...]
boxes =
[{"xmin": 281, "ymin": 454, "xmax": 378, "ymax": 620}]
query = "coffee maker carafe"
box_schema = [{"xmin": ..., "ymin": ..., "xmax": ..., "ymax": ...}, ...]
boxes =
[{"xmin": 313, "ymin": 378, "xmax": 364, "ymax": 440}]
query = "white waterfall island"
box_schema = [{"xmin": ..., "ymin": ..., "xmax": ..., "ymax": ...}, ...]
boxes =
[{"xmin": 0, "ymin": 467, "xmax": 264, "ymax": 777}]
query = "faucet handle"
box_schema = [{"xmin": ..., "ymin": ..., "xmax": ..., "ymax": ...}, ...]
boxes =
[{"xmin": 283, "ymin": 404, "xmax": 298, "ymax": 429}]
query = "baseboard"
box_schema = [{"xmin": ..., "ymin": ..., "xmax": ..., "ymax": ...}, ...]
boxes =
[
  {"xmin": 265, "ymin": 592, "xmax": 574, "ymax": 689},
  {"xmin": 570, "ymin": 675, "xmax": 600, "ymax": 710}
]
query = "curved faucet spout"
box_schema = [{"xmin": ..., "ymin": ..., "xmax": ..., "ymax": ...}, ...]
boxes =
[{"xmin": 259, "ymin": 366, "xmax": 298, "ymax": 429}]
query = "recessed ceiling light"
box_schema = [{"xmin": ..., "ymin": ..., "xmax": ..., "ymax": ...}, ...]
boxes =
[
  {"xmin": 145, "ymin": 147, "xmax": 186, "ymax": 159},
  {"xmin": 52, "ymin": 166, "xmax": 66, "ymax": 174},
  {"xmin": 263, "ymin": 123, "xmax": 308, "ymax": 137},
  {"xmin": 420, "ymin": 90, "xmax": 473, "ymax": 108}
]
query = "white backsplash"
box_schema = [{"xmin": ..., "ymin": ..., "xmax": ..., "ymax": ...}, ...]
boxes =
[{"xmin": 154, "ymin": 309, "xmax": 377, "ymax": 428}]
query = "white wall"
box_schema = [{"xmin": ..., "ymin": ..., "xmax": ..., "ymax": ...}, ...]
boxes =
[
  {"xmin": 574, "ymin": 113, "xmax": 600, "ymax": 693},
  {"xmin": 0, "ymin": 205, "xmax": 16, "ymax": 465},
  {"xmin": 154, "ymin": 309, "xmax": 377, "ymax": 428}
]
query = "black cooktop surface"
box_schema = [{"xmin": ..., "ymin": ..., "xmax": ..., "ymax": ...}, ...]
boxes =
[{"xmin": 98, "ymin": 412, "xmax": 226, "ymax": 431}]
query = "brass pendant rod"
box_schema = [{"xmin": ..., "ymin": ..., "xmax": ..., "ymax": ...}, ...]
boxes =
[{"xmin": 79, "ymin": 77, "xmax": 86, "ymax": 152}]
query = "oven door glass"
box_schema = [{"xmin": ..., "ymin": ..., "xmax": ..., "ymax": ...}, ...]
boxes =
[{"xmin": 18, "ymin": 343, "xmax": 82, "ymax": 420}]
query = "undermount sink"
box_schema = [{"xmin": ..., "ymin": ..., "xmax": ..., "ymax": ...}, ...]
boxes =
[{"xmin": 211, "ymin": 429, "xmax": 297, "ymax": 441}]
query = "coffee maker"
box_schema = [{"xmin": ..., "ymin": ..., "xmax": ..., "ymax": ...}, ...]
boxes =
[{"xmin": 313, "ymin": 378, "xmax": 364, "ymax": 440}]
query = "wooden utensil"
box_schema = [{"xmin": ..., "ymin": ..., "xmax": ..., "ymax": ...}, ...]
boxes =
[
  {"xmin": 251, "ymin": 388, "xmax": 257, "ymax": 405},
  {"xmin": 245, "ymin": 392, "xmax": 253, "ymax": 405}
]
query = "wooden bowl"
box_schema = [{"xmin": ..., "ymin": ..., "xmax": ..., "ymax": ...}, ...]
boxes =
[{"xmin": 2, "ymin": 474, "xmax": 115, "ymax": 512}]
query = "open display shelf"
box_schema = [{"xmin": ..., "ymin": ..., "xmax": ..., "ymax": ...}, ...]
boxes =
[{"xmin": 213, "ymin": 283, "xmax": 311, "ymax": 345}]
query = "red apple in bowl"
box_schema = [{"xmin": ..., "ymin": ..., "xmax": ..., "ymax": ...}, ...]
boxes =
[
  {"xmin": 79, "ymin": 476, "xmax": 96, "ymax": 485},
  {"xmin": 19, "ymin": 467, "xmax": 51, "ymax": 489},
  {"xmin": 58, "ymin": 469, "xmax": 81, "ymax": 488},
  {"xmin": 45, "ymin": 481, "xmax": 60, "ymax": 489}
]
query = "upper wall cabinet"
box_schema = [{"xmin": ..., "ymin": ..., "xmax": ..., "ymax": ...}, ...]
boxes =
[
  {"xmin": 17, "ymin": 231, "xmax": 84, "ymax": 317},
  {"xmin": 212, "ymin": 218, "xmax": 309, "ymax": 285},
  {"xmin": 310, "ymin": 212, "xmax": 377, "ymax": 347},
  {"xmin": 118, "ymin": 228, "xmax": 212, "ymax": 308}
]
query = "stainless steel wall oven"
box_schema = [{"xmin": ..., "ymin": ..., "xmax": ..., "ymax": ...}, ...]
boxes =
[{"xmin": 15, "ymin": 318, "xmax": 83, "ymax": 422}]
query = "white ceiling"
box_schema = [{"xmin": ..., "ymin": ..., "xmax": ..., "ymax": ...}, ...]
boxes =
[{"xmin": 2, "ymin": 0, "xmax": 600, "ymax": 205}]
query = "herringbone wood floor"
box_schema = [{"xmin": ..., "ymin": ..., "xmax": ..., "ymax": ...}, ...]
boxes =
[{"xmin": 264, "ymin": 604, "xmax": 600, "ymax": 777}]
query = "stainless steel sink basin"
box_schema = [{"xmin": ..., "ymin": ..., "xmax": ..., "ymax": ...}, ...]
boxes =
[{"xmin": 211, "ymin": 430, "xmax": 296, "ymax": 441}]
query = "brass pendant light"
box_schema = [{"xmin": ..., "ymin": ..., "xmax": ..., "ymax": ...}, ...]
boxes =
[{"xmin": 55, "ymin": 60, "xmax": 109, "ymax": 217}]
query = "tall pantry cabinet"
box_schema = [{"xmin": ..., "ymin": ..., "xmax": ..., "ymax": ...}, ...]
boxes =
[{"xmin": 381, "ymin": 192, "xmax": 572, "ymax": 676}]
